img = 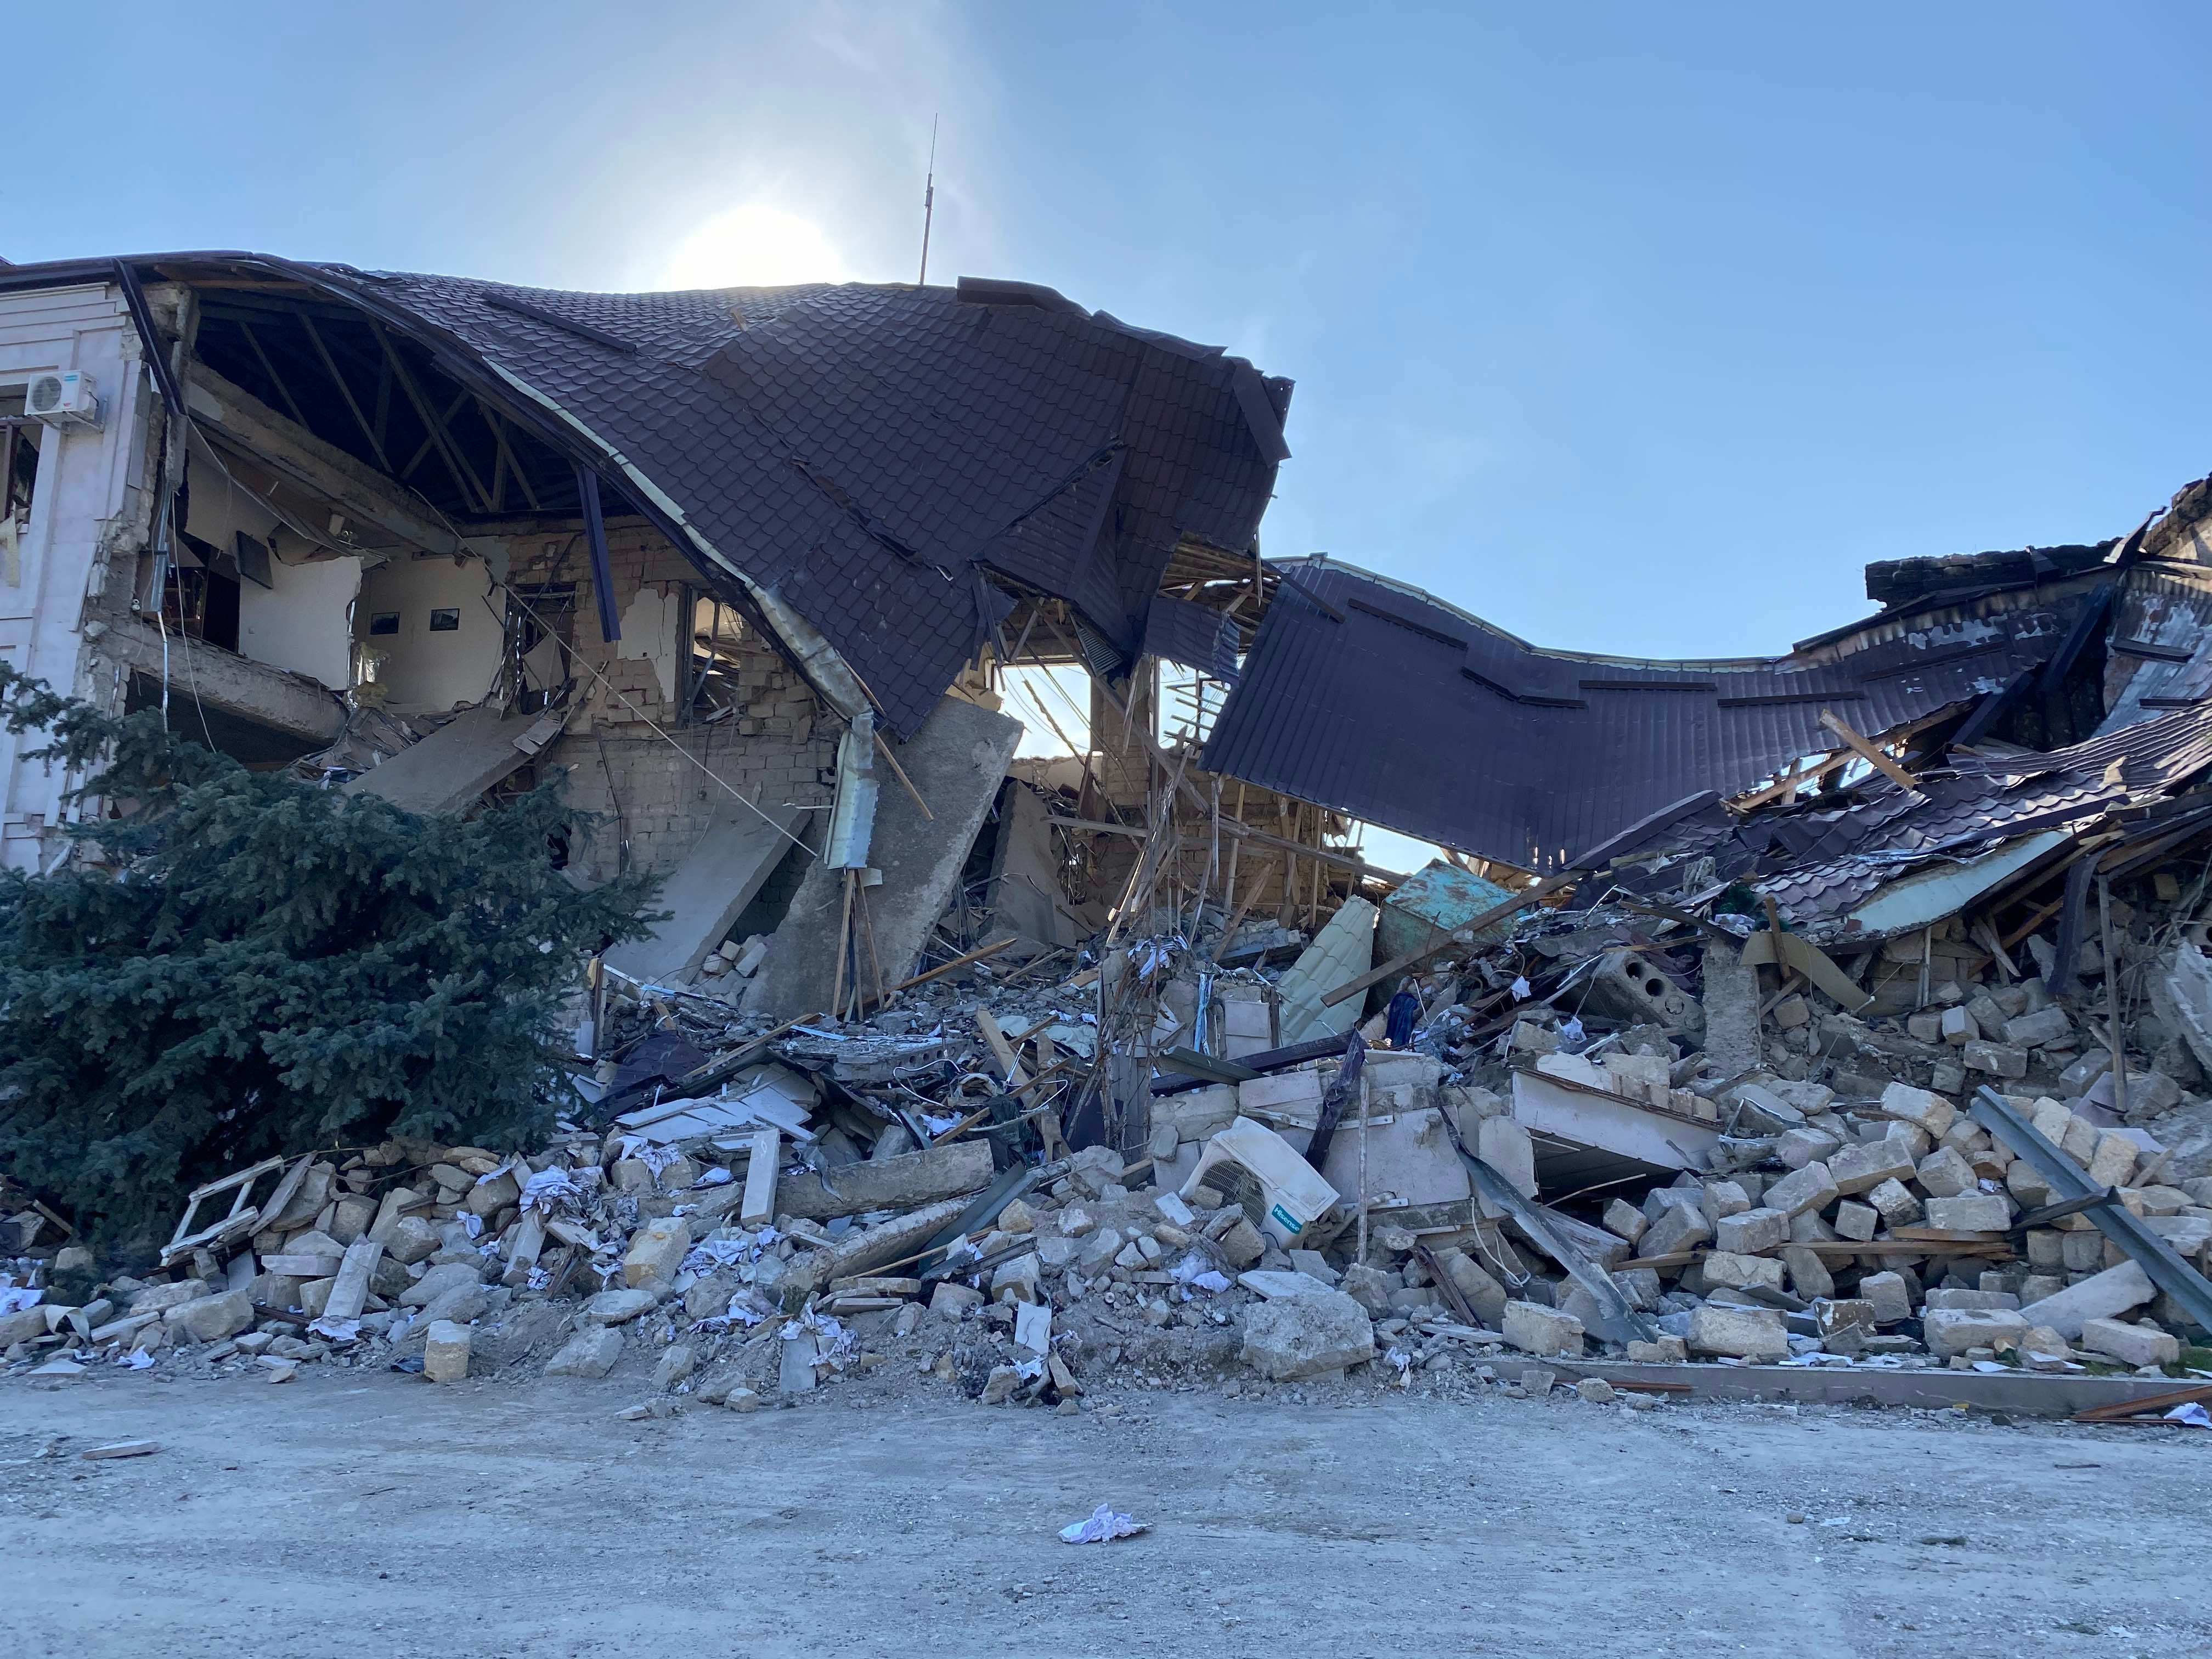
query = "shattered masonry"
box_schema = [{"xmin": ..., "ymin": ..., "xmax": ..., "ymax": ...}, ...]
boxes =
[{"xmin": 3, "ymin": 250, "xmax": 2212, "ymax": 1420}]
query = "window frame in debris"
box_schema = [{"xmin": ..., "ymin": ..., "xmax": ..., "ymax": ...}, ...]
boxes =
[
  {"xmin": 678, "ymin": 584, "xmax": 751, "ymax": 727},
  {"xmin": 504, "ymin": 581, "xmax": 577, "ymax": 714}
]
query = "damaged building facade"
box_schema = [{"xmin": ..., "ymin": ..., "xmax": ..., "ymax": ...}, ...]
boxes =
[
  {"xmin": 7, "ymin": 248, "xmax": 2212, "ymax": 1417},
  {"xmin": 0, "ymin": 255, "xmax": 1294, "ymax": 1012}
]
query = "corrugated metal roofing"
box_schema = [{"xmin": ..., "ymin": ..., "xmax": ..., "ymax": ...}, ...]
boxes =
[{"xmin": 1200, "ymin": 558, "xmax": 2089, "ymax": 872}]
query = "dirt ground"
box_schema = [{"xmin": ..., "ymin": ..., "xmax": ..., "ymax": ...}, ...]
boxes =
[{"xmin": 2, "ymin": 1364, "xmax": 2205, "ymax": 1659}]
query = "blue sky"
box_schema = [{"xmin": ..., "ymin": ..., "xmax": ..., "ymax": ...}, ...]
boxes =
[{"xmin": 9, "ymin": 3, "xmax": 2209, "ymax": 664}]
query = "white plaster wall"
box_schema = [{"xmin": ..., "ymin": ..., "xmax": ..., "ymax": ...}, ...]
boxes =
[
  {"xmin": 0, "ymin": 282, "xmax": 142, "ymax": 870},
  {"xmin": 354, "ymin": 549, "xmax": 506, "ymax": 713},
  {"xmin": 185, "ymin": 466, "xmax": 360, "ymax": 690}
]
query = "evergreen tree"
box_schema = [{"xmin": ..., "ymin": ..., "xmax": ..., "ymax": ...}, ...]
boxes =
[{"xmin": 0, "ymin": 662, "xmax": 662, "ymax": 1257}]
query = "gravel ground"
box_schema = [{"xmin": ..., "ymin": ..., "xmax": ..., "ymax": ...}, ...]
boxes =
[{"xmin": 2, "ymin": 1362, "xmax": 2206, "ymax": 1658}]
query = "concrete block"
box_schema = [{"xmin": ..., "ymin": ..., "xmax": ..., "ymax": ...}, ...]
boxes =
[
  {"xmin": 423, "ymin": 1320, "xmax": 471, "ymax": 1383},
  {"xmin": 2017, "ymin": 1261, "xmax": 2155, "ymax": 1339},
  {"xmin": 1925, "ymin": 1288, "xmax": 2019, "ymax": 1311},
  {"xmin": 545, "ymin": 1327, "xmax": 624, "ymax": 1378},
  {"xmin": 1434, "ymin": 1248, "xmax": 1508, "ymax": 1328},
  {"xmin": 1922, "ymin": 1193, "xmax": 2011, "ymax": 1232},
  {"xmin": 1924, "ymin": 1307, "xmax": 2029, "ymax": 1361},
  {"xmin": 1641, "ymin": 1205, "xmax": 1712, "ymax": 1259},
  {"xmin": 584, "ymin": 1287, "xmax": 658, "ymax": 1325},
  {"xmin": 1686, "ymin": 1305, "xmax": 1789, "ymax": 1361},
  {"xmin": 991, "ymin": 1252, "xmax": 1043, "ymax": 1305},
  {"xmin": 127, "ymin": 1280, "xmax": 213, "ymax": 1316},
  {"xmin": 1714, "ymin": 1207, "xmax": 1790, "ymax": 1255},
  {"xmin": 1240, "ymin": 1290, "xmax": 1378, "ymax": 1380},
  {"xmin": 1940, "ymin": 1006, "xmax": 1978, "ymax": 1045},
  {"xmin": 1833, "ymin": 1200, "xmax": 1879, "ymax": 1242},
  {"xmin": 1502, "ymin": 1300, "xmax": 1585, "ymax": 1357},
  {"xmin": 2079, "ymin": 1317, "xmax": 2180, "ymax": 1368},
  {"xmin": 1701, "ymin": 1180, "xmax": 1752, "ymax": 1223},
  {"xmin": 1829, "ymin": 1139, "xmax": 1916, "ymax": 1196}
]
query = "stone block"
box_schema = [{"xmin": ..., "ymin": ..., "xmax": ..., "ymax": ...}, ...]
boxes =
[
  {"xmin": 1701, "ymin": 1181, "xmax": 1751, "ymax": 1224},
  {"xmin": 1866, "ymin": 1177, "xmax": 1922, "ymax": 1228},
  {"xmin": 383, "ymin": 1215, "xmax": 441, "ymax": 1266},
  {"xmin": 1913, "ymin": 1146, "xmax": 1977, "ymax": 1199},
  {"xmin": 423, "ymin": 1320, "xmax": 471, "ymax": 1383},
  {"xmin": 1686, "ymin": 1305, "xmax": 1788, "ymax": 1361},
  {"xmin": 1641, "ymin": 1205, "xmax": 1712, "ymax": 1259},
  {"xmin": 1923, "ymin": 1193, "xmax": 2011, "ymax": 1232},
  {"xmin": 1626, "ymin": 1334, "xmax": 1688, "ymax": 1363},
  {"xmin": 1829, "ymin": 1140, "xmax": 1916, "ymax": 1196},
  {"xmin": 1338, "ymin": 1263, "xmax": 1393, "ymax": 1314},
  {"xmin": 1818, "ymin": 1298, "xmax": 1876, "ymax": 1335},
  {"xmin": 1925, "ymin": 1287, "xmax": 2019, "ymax": 1311},
  {"xmin": 652, "ymin": 1344, "xmax": 695, "ymax": 1390},
  {"xmin": 1701, "ymin": 1250, "xmax": 1787, "ymax": 1293},
  {"xmin": 1763, "ymin": 1161, "xmax": 1839, "ymax": 1220},
  {"xmin": 1434, "ymin": 1248, "xmax": 1508, "ymax": 1327},
  {"xmin": 1940, "ymin": 1006, "xmax": 1978, "ymax": 1046},
  {"xmin": 1880, "ymin": 1082, "xmax": 1956, "ymax": 1139},
  {"xmin": 623, "ymin": 1217, "xmax": 691, "ymax": 1290},
  {"xmin": 2004, "ymin": 1006, "xmax": 2074, "ymax": 1049},
  {"xmin": 400, "ymin": 1261, "xmax": 484, "ymax": 1307},
  {"xmin": 2078, "ymin": 1317, "xmax": 2180, "ymax": 1368},
  {"xmin": 1780, "ymin": 1244, "xmax": 1833, "ymax": 1300},
  {"xmin": 928, "ymin": 1282, "xmax": 983, "ymax": 1318},
  {"xmin": 1963, "ymin": 1041, "xmax": 2029, "ymax": 1079},
  {"xmin": 1832, "ymin": 1200, "xmax": 1878, "ymax": 1242},
  {"xmin": 1714, "ymin": 1207, "xmax": 1790, "ymax": 1255},
  {"xmin": 167, "ymin": 1289, "xmax": 254, "ymax": 1344},
  {"xmin": 1924, "ymin": 1307, "xmax": 2029, "ymax": 1361},
  {"xmin": 545, "ymin": 1327, "xmax": 623, "ymax": 1378},
  {"xmin": 1776, "ymin": 1127, "xmax": 1843, "ymax": 1171},
  {"xmin": 2087, "ymin": 1131, "xmax": 2140, "ymax": 1189},
  {"xmin": 1859, "ymin": 1271, "xmax": 1914, "ymax": 1325},
  {"xmin": 584, "ymin": 1287, "xmax": 658, "ymax": 1325},
  {"xmin": 991, "ymin": 1252, "xmax": 1042, "ymax": 1305},
  {"xmin": 1240, "ymin": 1290, "xmax": 1378, "ymax": 1380},
  {"xmin": 1602, "ymin": 1198, "xmax": 1649, "ymax": 1246},
  {"xmin": 2017, "ymin": 1260, "xmax": 2155, "ymax": 1339},
  {"xmin": 128, "ymin": 1280, "xmax": 212, "ymax": 1316},
  {"xmin": 1501, "ymin": 1300, "xmax": 1585, "ymax": 1357}
]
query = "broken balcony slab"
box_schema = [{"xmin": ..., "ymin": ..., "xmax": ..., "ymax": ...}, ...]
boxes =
[
  {"xmin": 744, "ymin": 697, "xmax": 1024, "ymax": 1021},
  {"xmin": 105, "ymin": 628, "xmax": 344, "ymax": 761},
  {"xmin": 602, "ymin": 804, "xmax": 803, "ymax": 986},
  {"xmin": 343, "ymin": 704, "xmax": 567, "ymax": 815},
  {"xmin": 1509, "ymin": 1067, "xmax": 1722, "ymax": 1186}
]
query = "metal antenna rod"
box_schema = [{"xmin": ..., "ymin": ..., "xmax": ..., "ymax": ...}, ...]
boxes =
[{"xmin": 918, "ymin": 115, "xmax": 938, "ymax": 285}]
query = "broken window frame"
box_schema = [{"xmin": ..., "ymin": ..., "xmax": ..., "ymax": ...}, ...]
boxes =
[
  {"xmin": 504, "ymin": 581, "xmax": 577, "ymax": 714},
  {"xmin": 678, "ymin": 584, "xmax": 750, "ymax": 727}
]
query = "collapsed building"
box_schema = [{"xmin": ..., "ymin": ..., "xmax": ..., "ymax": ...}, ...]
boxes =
[{"xmin": 4, "ymin": 252, "xmax": 2211, "ymax": 1421}]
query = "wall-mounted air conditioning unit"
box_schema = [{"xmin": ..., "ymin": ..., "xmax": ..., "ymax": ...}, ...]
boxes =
[{"xmin": 25, "ymin": 370, "xmax": 101, "ymax": 431}]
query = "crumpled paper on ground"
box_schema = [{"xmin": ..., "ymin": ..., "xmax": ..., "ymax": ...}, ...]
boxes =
[{"xmin": 1058, "ymin": 1503, "xmax": 1147, "ymax": 1544}]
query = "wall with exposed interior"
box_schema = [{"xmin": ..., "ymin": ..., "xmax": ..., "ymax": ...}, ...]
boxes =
[
  {"xmin": 353, "ymin": 550, "xmax": 505, "ymax": 714},
  {"xmin": 183, "ymin": 470, "xmax": 360, "ymax": 691}
]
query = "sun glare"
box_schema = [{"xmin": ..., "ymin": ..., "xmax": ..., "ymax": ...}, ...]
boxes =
[{"xmin": 656, "ymin": 202, "xmax": 851, "ymax": 291}]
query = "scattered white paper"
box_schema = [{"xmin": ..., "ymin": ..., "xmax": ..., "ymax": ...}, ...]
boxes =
[
  {"xmin": 1059, "ymin": 1503, "xmax": 1147, "ymax": 1545},
  {"xmin": 2165, "ymin": 1401, "xmax": 2211, "ymax": 1429}
]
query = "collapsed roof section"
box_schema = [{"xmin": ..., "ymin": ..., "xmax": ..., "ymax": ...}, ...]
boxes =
[
  {"xmin": 1201, "ymin": 552, "xmax": 2119, "ymax": 873},
  {"xmin": 0, "ymin": 253, "xmax": 1291, "ymax": 738}
]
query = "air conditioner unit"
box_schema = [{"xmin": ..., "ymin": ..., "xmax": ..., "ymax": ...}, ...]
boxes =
[{"xmin": 25, "ymin": 370, "xmax": 101, "ymax": 431}]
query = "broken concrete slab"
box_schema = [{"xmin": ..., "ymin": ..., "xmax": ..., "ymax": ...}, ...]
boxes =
[
  {"xmin": 755, "ymin": 1138, "xmax": 992, "ymax": 1223},
  {"xmin": 344, "ymin": 704, "xmax": 563, "ymax": 815},
  {"xmin": 2017, "ymin": 1260, "xmax": 2155, "ymax": 1339},
  {"xmin": 745, "ymin": 697, "xmax": 1023, "ymax": 1019},
  {"xmin": 1239, "ymin": 1289, "xmax": 1377, "ymax": 1380},
  {"xmin": 602, "ymin": 804, "xmax": 802, "ymax": 986}
]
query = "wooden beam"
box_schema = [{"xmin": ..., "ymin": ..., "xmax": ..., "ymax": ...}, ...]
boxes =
[{"xmin": 1819, "ymin": 708, "xmax": 1922, "ymax": 794}]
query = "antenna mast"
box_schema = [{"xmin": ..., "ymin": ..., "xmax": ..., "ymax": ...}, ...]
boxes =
[{"xmin": 917, "ymin": 116, "xmax": 938, "ymax": 286}]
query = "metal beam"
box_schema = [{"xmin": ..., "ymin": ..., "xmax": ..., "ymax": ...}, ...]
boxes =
[
  {"xmin": 578, "ymin": 466, "xmax": 620, "ymax": 642},
  {"xmin": 233, "ymin": 319, "xmax": 308, "ymax": 430},
  {"xmin": 1970, "ymin": 1086, "xmax": 2212, "ymax": 1332}
]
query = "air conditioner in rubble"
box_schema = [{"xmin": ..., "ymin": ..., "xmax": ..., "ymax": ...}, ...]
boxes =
[{"xmin": 25, "ymin": 370, "xmax": 101, "ymax": 431}]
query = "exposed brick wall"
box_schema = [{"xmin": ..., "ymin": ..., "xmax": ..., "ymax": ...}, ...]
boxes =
[{"xmin": 539, "ymin": 524, "xmax": 838, "ymax": 882}]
